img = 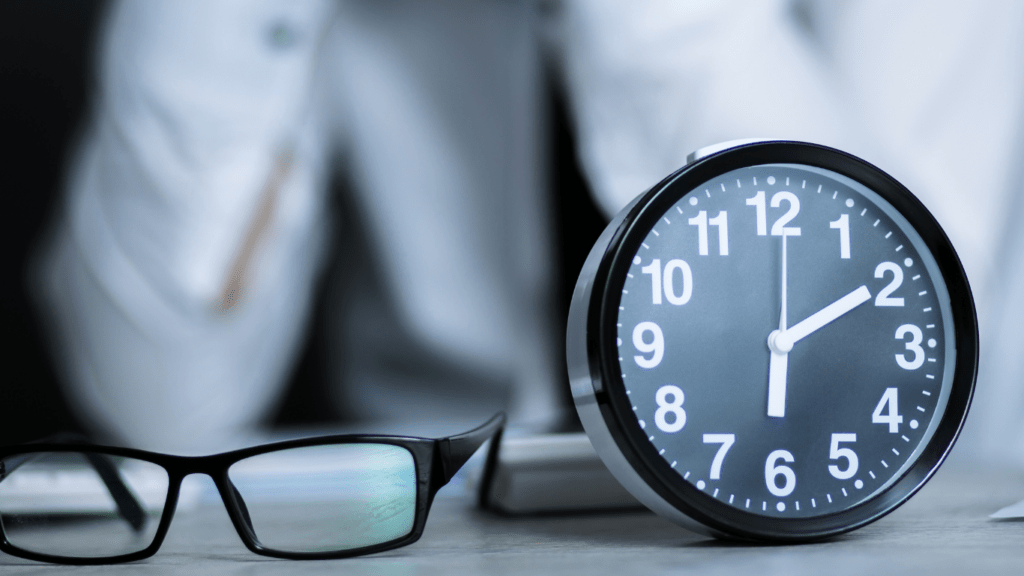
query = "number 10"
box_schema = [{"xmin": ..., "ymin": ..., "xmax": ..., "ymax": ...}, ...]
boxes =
[{"xmin": 641, "ymin": 259, "xmax": 693, "ymax": 305}]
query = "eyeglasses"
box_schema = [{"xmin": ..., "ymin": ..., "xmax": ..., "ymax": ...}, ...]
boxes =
[{"xmin": 0, "ymin": 413, "xmax": 504, "ymax": 564}]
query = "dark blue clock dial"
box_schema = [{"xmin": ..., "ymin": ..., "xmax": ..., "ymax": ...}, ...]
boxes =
[
  {"xmin": 569, "ymin": 141, "xmax": 978, "ymax": 541},
  {"xmin": 615, "ymin": 164, "xmax": 953, "ymax": 517}
]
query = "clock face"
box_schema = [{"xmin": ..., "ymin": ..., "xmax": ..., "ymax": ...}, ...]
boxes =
[{"xmin": 607, "ymin": 160, "xmax": 963, "ymax": 523}]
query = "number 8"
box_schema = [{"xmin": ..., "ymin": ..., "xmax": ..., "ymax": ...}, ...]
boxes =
[{"xmin": 655, "ymin": 385, "xmax": 686, "ymax": 433}]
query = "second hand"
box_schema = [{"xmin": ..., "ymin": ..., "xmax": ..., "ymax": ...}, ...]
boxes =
[{"xmin": 781, "ymin": 232, "xmax": 788, "ymax": 333}]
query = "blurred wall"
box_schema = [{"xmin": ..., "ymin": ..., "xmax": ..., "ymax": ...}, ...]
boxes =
[{"xmin": 0, "ymin": 0, "xmax": 105, "ymax": 443}]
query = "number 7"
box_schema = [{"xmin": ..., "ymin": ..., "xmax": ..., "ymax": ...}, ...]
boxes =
[{"xmin": 703, "ymin": 434, "xmax": 736, "ymax": 480}]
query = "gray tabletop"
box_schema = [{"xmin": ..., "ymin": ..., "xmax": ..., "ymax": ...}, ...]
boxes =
[{"xmin": 3, "ymin": 455, "xmax": 1023, "ymax": 575}]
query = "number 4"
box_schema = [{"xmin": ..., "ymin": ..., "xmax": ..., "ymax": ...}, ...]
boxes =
[
  {"xmin": 872, "ymin": 388, "xmax": 903, "ymax": 433},
  {"xmin": 703, "ymin": 434, "xmax": 735, "ymax": 480}
]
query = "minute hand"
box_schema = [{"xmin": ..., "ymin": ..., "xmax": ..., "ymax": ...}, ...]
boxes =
[{"xmin": 784, "ymin": 285, "xmax": 872, "ymax": 345}]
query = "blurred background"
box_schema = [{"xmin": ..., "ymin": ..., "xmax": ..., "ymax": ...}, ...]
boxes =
[
  {"xmin": 3, "ymin": 0, "xmax": 1024, "ymax": 469},
  {"xmin": 0, "ymin": 0, "xmax": 103, "ymax": 443},
  {"xmin": 0, "ymin": 0, "xmax": 605, "ymax": 446}
]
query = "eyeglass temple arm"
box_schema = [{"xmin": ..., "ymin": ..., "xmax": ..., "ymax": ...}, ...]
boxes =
[
  {"xmin": 225, "ymin": 480, "xmax": 257, "ymax": 537},
  {"xmin": 0, "ymin": 433, "xmax": 147, "ymax": 532},
  {"xmin": 437, "ymin": 413, "xmax": 506, "ymax": 485}
]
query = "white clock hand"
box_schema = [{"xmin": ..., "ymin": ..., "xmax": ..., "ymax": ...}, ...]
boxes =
[
  {"xmin": 767, "ymin": 234, "xmax": 790, "ymax": 418},
  {"xmin": 767, "ymin": 283, "xmax": 871, "ymax": 418},
  {"xmin": 767, "ymin": 347, "xmax": 789, "ymax": 417},
  {"xmin": 775, "ymin": 285, "xmax": 872, "ymax": 350},
  {"xmin": 770, "ymin": 280, "xmax": 872, "ymax": 414},
  {"xmin": 780, "ymin": 233, "xmax": 788, "ymax": 332}
]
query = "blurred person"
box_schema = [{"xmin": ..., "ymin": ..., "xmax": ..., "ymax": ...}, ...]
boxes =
[
  {"xmin": 36, "ymin": 0, "xmax": 1024, "ymax": 467},
  {"xmin": 557, "ymin": 0, "xmax": 1024, "ymax": 468},
  {"xmin": 35, "ymin": 0, "xmax": 560, "ymax": 453}
]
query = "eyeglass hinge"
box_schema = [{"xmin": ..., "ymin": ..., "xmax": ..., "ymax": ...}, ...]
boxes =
[{"xmin": 438, "ymin": 438, "xmax": 455, "ymax": 482}]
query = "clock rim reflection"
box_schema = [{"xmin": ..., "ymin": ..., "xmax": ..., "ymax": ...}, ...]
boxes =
[{"xmin": 570, "ymin": 141, "xmax": 978, "ymax": 541}]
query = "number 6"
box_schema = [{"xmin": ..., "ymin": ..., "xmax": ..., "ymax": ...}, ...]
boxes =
[{"xmin": 765, "ymin": 450, "xmax": 796, "ymax": 497}]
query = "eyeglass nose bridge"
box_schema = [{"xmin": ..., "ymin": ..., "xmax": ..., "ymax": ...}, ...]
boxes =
[{"xmin": 159, "ymin": 457, "xmax": 267, "ymax": 555}]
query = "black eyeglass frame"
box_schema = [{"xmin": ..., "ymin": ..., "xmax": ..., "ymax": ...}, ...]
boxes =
[{"xmin": 0, "ymin": 413, "xmax": 505, "ymax": 565}]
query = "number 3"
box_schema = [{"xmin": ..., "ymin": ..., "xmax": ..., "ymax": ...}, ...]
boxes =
[{"xmin": 895, "ymin": 324, "xmax": 924, "ymax": 370}]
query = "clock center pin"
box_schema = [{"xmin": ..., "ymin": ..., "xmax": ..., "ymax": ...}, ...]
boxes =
[{"xmin": 768, "ymin": 329, "xmax": 794, "ymax": 354}]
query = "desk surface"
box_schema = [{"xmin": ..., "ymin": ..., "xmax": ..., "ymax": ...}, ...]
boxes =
[{"xmin": 3, "ymin": 455, "xmax": 1023, "ymax": 575}]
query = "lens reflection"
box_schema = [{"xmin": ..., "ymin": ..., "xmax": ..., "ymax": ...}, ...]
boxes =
[
  {"xmin": 228, "ymin": 443, "xmax": 416, "ymax": 553},
  {"xmin": 0, "ymin": 452, "xmax": 168, "ymax": 558}
]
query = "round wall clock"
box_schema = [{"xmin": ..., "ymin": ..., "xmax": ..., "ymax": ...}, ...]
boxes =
[{"xmin": 567, "ymin": 140, "xmax": 978, "ymax": 540}]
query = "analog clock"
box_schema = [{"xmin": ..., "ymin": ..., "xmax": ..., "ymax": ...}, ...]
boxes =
[{"xmin": 567, "ymin": 140, "xmax": 977, "ymax": 540}]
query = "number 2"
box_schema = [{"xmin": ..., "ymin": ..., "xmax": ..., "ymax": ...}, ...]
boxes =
[{"xmin": 874, "ymin": 262, "xmax": 904, "ymax": 306}]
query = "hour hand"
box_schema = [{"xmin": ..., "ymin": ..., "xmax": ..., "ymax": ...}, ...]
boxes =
[
  {"xmin": 765, "ymin": 285, "xmax": 871, "ymax": 418},
  {"xmin": 785, "ymin": 285, "xmax": 872, "ymax": 345}
]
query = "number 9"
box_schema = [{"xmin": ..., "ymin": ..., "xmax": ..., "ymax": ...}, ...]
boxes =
[{"xmin": 633, "ymin": 322, "xmax": 664, "ymax": 369}]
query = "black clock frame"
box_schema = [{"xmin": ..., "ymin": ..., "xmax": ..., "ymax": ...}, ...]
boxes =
[{"xmin": 581, "ymin": 140, "xmax": 978, "ymax": 541}]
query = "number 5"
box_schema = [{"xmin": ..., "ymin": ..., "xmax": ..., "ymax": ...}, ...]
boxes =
[
  {"xmin": 703, "ymin": 434, "xmax": 735, "ymax": 480},
  {"xmin": 828, "ymin": 433, "xmax": 858, "ymax": 480}
]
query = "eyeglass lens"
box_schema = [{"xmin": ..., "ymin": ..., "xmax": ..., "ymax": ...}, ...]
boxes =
[
  {"xmin": 227, "ymin": 443, "xmax": 417, "ymax": 554},
  {"xmin": 0, "ymin": 452, "xmax": 169, "ymax": 558}
]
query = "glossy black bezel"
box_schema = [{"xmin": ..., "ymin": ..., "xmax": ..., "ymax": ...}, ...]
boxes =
[
  {"xmin": 0, "ymin": 414, "xmax": 504, "ymax": 564},
  {"xmin": 585, "ymin": 141, "xmax": 978, "ymax": 541}
]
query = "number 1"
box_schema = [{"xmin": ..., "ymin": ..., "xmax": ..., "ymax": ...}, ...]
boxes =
[{"xmin": 830, "ymin": 214, "xmax": 850, "ymax": 259}]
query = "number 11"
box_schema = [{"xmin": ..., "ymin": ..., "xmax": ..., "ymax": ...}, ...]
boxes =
[{"xmin": 689, "ymin": 210, "xmax": 729, "ymax": 256}]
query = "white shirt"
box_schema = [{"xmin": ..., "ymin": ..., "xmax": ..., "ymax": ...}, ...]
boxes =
[
  {"xmin": 38, "ymin": 0, "xmax": 1024, "ymax": 466},
  {"xmin": 560, "ymin": 0, "xmax": 1024, "ymax": 467},
  {"xmin": 38, "ymin": 0, "xmax": 557, "ymax": 452}
]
